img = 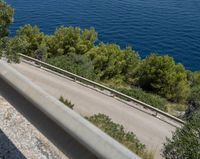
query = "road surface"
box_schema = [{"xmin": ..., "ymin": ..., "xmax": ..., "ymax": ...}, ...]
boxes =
[{"xmin": 10, "ymin": 61, "xmax": 176, "ymax": 159}]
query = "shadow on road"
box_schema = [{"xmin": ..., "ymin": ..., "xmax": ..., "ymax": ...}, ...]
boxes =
[{"xmin": 0, "ymin": 129, "xmax": 26, "ymax": 159}]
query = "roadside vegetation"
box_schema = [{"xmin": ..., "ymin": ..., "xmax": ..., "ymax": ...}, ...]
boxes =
[
  {"xmin": 0, "ymin": 0, "xmax": 13, "ymax": 38},
  {"xmin": 7, "ymin": 24, "xmax": 192, "ymax": 115},
  {"xmin": 86, "ymin": 114, "xmax": 154, "ymax": 159},
  {"xmin": 58, "ymin": 95, "xmax": 154, "ymax": 158},
  {"xmin": 163, "ymin": 110, "xmax": 200, "ymax": 159},
  {"xmin": 11, "ymin": 24, "xmax": 194, "ymax": 115},
  {"xmin": 59, "ymin": 96, "xmax": 74, "ymax": 109},
  {"xmin": 58, "ymin": 96, "xmax": 154, "ymax": 158},
  {"xmin": 47, "ymin": 54, "xmax": 97, "ymax": 80},
  {"xmin": 0, "ymin": 0, "xmax": 19, "ymax": 62},
  {"xmin": 112, "ymin": 86, "xmax": 167, "ymax": 111}
]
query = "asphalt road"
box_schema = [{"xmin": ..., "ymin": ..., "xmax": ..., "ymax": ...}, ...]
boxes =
[{"xmin": 10, "ymin": 61, "xmax": 176, "ymax": 159}]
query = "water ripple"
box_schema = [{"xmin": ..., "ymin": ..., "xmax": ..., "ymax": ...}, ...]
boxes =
[{"xmin": 6, "ymin": 0, "xmax": 200, "ymax": 70}]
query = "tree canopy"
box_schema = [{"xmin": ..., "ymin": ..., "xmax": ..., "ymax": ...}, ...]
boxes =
[
  {"xmin": 136, "ymin": 54, "xmax": 190, "ymax": 102},
  {"xmin": 0, "ymin": 0, "xmax": 17, "ymax": 61},
  {"xmin": 86, "ymin": 43, "xmax": 140, "ymax": 81},
  {"xmin": 16, "ymin": 24, "xmax": 46, "ymax": 58},
  {"xmin": 0, "ymin": 0, "xmax": 14, "ymax": 38},
  {"xmin": 46, "ymin": 26, "xmax": 97, "ymax": 57}
]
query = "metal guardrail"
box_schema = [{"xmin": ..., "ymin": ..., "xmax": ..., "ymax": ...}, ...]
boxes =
[
  {"xmin": 0, "ymin": 60, "xmax": 141, "ymax": 159},
  {"xmin": 18, "ymin": 53, "xmax": 185, "ymax": 125}
]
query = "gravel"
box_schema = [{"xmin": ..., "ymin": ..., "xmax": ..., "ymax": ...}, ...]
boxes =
[{"xmin": 0, "ymin": 95, "xmax": 67, "ymax": 159}]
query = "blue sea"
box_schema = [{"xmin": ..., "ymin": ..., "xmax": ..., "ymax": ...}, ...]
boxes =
[{"xmin": 6, "ymin": 0, "xmax": 200, "ymax": 71}]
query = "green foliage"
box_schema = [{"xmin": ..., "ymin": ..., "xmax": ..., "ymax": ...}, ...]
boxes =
[
  {"xmin": 189, "ymin": 85, "xmax": 200, "ymax": 109},
  {"xmin": 47, "ymin": 54, "xmax": 97, "ymax": 80},
  {"xmin": 86, "ymin": 43, "xmax": 140, "ymax": 81},
  {"xmin": 192, "ymin": 72, "xmax": 200, "ymax": 86},
  {"xmin": 87, "ymin": 114, "xmax": 154, "ymax": 159},
  {"xmin": 0, "ymin": 0, "xmax": 17, "ymax": 62},
  {"xmin": 136, "ymin": 54, "xmax": 190, "ymax": 102},
  {"xmin": 0, "ymin": 0, "xmax": 14, "ymax": 38},
  {"xmin": 0, "ymin": 37, "xmax": 28, "ymax": 62},
  {"xmin": 166, "ymin": 103, "xmax": 187, "ymax": 117},
  {"xmin": 122, "ymin": 47, "xmax": 141, "ymax": 84},
  {"xmin": 59, "ymin": 96, "xmax": 74, "ymax": 109},
  {"xmin": 16, "ymin": 24, "xmax": 47, "ymax": 59},
  {"xmin": 163, "ymin": 110, "xmax": 200, "ymax": 159},
  {"xmin": 185, "ymin": 85, "xmax": 200, "ymax": 119},
  {"xmin": 46, "ymin": 26, "xmax": 97, "ymax": 57},
  {"xmin": 187, "ymin": 71, "xmax": 200, "ymax": 87},
  {"xmin": 115, "ymin": 87, "xmax": 167, "ymax": 111}
]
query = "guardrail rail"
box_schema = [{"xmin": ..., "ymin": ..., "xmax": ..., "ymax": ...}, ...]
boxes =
[
  {"xmin": 0, "ymin": 60, "xmax": 141, "ymax": 159},
  {"xmin": 18, "ymin": 53, "xmax": 185, "ymax": 126}
]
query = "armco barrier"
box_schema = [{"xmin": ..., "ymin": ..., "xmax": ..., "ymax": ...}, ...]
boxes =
[
  {"xmin": 19, "ymin": 53, "xmax": 185, "ymax": 125},
  {"xmin": 0, "ymin": 60, "xmax": 141, "ymax": 159}
]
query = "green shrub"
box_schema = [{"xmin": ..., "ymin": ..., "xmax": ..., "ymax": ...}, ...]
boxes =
[
  {"xmin": 185, "ymin": 85, "xmax": 200, "ymax": 119},
  {"xmin": 163, "ymin": 110, "xmax": 200, "ymax": 159},
  {"xmin": 136, "ymin": 54, "xmax": 190, "ymax": 102},
  {"xmin": 115, "ymin": 87, "xmax": 167, "ymax": 111},
  {"xmin": 46, "ymin": 26, "xmax": 97, "ymax": 56},
  {"xmin": 166, "ymin": 103, "xmax": 187, "ymax": 117},
  {"xmin": 59, "ymin": 96, "xmax": 74, "ymax": 109},
  {"xmin": 87, "ymin": 114, "xmax": 154, "ymax": 159},
  {"xmin": 47, "ymin": 54, "xmax": 97, "ymax": 80},
  {"xmin": 0, "ymin": 0, "xmax": 14, "ymax": 38},
  {"xmin": 86, "ymin": 44, "xmax": 140, "ymax": 81},
  {"xmin": 0, "ymin": 37, "xmax": 22, "ymax": 63},
  {"xmin": 187, "ymin": 71, "xmax": 200, "ymax": 87},
  {"xmin": 16, "ymin": 24, "xmax": 46, "ymax": 58}
]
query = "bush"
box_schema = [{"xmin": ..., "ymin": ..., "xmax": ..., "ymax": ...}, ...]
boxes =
[
  {"xmin": 0, "ymin": 0, "xmax": 14, "ymax": 38},
  {"xmin": 136, "ymin": 54, "xmax": 190, "ymax": 102},
  {"xmin": 46, "ymin": 26, "xmax": 97, "ymax": 56},
  {"xmin": 59, "ymin": 96, "xmax": 74, "ymax": 109},
  {"xmin": 47, "ymin": 54, "xmax": 97, "ymax": 80},
  {"xmin": 87, "ymin": 114, "xmax": 154, "ymax": 159},
  {"xmin": 86, "ymin": 44, "xmax": 140, "ymax": 81},
  {"xmin": 166, "ymin": 103, "xmax": 187, "ymax": 117},
  {"xmin": 163, "ymin": 110, "xmax": 200, "ymax": 159},
  {"xmin": 185, "ymin": 85, "xmax": 200, "ymax": 119},
  {"xmin": 16, "ymin": 24, "xmax": 46, "ymax": 58},
  {"xmin": 187, "ymin": 71, "xmax": 200, "ymax": 87},
  {"xmin": 115, "ymin": 87, "xmax": 167, "ymax": 111},
  {"xmin": 0, "ymin": 37, "xmax": 23, "ymax": 63}
]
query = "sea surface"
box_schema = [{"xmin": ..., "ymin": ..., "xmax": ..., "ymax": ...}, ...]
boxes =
[{"xmin": 6, "ymin": 0, "xmax": 200, "ymax": 71}]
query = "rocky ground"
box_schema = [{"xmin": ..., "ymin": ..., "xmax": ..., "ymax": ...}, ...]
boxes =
[{"xmin": 0, "ymin": 95, "xmax": 66, "ymax": 159}]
